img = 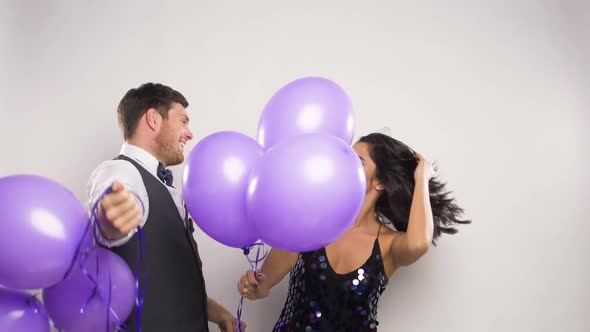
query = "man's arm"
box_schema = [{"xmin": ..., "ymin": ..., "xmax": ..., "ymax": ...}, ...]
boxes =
[
  {"xmin": 207, "ymin": 297, "xmax": 245, "ymax": 332},
  {"xmin": 86, "ymin": 160, "xmax": 149, "ymax": 247}
]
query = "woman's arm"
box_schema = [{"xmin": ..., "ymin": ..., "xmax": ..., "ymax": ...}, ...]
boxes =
[
  {"xmin": 238, "ymin": 248, "xmax": 299, "ymax": 300},
  {"xmin": 390, "ymin": 153, "xmax": 434, "ymax": 266}
]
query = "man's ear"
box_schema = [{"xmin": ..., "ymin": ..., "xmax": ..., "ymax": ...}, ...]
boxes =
[{"xmin": 145, "ymin": 108, "xmax": 161, "ymax": 131}]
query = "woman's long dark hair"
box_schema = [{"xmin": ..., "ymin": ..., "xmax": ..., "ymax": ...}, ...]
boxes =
[{"xmin": 358, "ymin": 133, "xmax": 470, "ymax": 244}]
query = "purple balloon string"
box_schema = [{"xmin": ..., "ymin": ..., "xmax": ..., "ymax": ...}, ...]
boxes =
[
  {"xmin": 27, "ymin": 294, "xmax": 56, "ymax": 330},
  {"xmin": 59, "ymin": 183, "xmax": 100, "ymax": 284},
  {"xmin": 106, "ymin": 273, "xmax": 111, "ymax": 332},
  {"xmin": 110, "ymin": 304, "xmax": 127, "ymax": 332},
  {"xmin": 236, "ymin": 296, "xmax": 245, "ymax": 330},
  {"xmin": 88, "ymin": 185, "xmax": 143, "ymax": 332},
  {"xmin": 237, "ymin": 242, "xmax": 269, "ymax": 332},
  {"xmin": 80, "ymin": 186, "xmax": 113, "ymax": 316},
  {"xmin": 134, "ymin": 227, "xmax": 148, "ymax": 332},
  {"xmin": 78, "ymin": 253, "xmax": 100, "ymax": 315},
  {"xmin": 62, "ymin": 215, "xmax": 94, "ymax": 281}
]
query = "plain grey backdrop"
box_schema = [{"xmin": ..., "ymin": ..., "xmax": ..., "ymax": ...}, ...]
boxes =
[{"xmin": 1, "ymin": 1, "xmax": 588, "ymax": 331}]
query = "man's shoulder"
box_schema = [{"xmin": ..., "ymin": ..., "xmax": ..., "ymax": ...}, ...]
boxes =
[{"xmin": 89, "ymin": 158, "xmax": 141, "ymax": 181}]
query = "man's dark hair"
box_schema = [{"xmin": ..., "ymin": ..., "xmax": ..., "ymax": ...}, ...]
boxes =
[{"xmin": 117, "ymin": 83, "xmax": 189, "ymax": 140}]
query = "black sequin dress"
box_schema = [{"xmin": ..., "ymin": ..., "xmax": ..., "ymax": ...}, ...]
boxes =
[{"xmin": 273, "ymin": 226, "xmax": 389, "ymax": 332}]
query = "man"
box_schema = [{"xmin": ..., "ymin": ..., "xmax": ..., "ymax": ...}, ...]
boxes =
[{"xmin": 87, "ymin": 83, "xmax": 244, "ymax": 331}]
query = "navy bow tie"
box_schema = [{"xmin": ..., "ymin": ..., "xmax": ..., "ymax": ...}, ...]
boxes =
[{"xmin": 157, "ymin": 162, "xmax": 174, "ymax": 186}]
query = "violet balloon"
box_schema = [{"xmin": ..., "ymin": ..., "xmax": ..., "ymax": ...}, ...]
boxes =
[
  {"xmin": 43, "ymin": 247, "xmax": 135, "ymax": 332},
  {"xmin": 183, "ymin": 131, "xmax": 264, "ymax": 248},
  {"xmin": 257, "ymin": 77, "xmax": 355, "ymax": 150},
  {"xmin": 0, "ymin": 175, "xmax": 90, "ymax": 289},
  {"xmin": 0, "ymin": 288, "xmax": 51, "ymax": 332},
  {"xmin": 247, "ymin": 133, "xmax": 366, "ymax": 252}
]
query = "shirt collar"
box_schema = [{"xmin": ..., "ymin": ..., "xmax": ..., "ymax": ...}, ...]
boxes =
[{"xmin": 120, "ymin": 143, "xmax": 160, "ymax": 177}]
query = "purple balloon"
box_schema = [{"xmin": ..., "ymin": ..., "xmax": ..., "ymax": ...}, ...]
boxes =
[
  {"xmin": 257, "ymin": 77, "xmax": 355, "ymax": 150},
  {"xmin": 247, "ymin": 133, "xmax": 366, "ymax": 252},
  {"xmin": 0, "ymin": 288, "xmax": 50, "ymax": 332},
  {"xmin": 43, "ymin": 248, "xmax": 135, "ymax": 332},
  {"xmin": 183, "ymin": 131, "xmax": 264, "ymax": 248},
  {"xmin": 0, "ymin": 175, "xmax": 90, "ymax": 289}
]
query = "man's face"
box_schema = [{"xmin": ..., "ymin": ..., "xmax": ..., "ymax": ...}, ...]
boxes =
[{"xmin": 155, "ymin": 102, "xmax": 193, "ymax": 166}]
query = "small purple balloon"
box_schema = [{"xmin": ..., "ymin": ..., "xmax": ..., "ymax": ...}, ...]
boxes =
[
  {"xmin": 257, "ymin": 77, "xmax": 355, "ymax": 150},
  {"xmin": 43, "ymin": 247, "xmax": 135, "ymax": 332},
  {"xmin": 0, "ymin": 288, "xmax": 51, "ymax": 332},
  {"xmin": 247, "ymin": 133, "xmax": 366, "ymax": 252},
  {"xmin": 0, "ymin": 175, "xmax": 90, "ymax": 289},
  {"xmin": 183, "ymin": 131, "xmax": 264, "ymax": 248}
]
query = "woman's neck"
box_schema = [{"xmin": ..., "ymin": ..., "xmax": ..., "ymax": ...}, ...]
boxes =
[{"xmin": 352, "ymin": 203, "xmax": 378, "ymax": 229}]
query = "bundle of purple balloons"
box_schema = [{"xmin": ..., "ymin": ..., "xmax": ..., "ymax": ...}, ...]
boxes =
[
  {"xmin": 183, "ymin": 77, "xmax": 366, "ymax": 252},
  {"xmin": 0, "ymin": 176, "xmax": 135, "ymax": 331},
  {"xmin": 0, "ymin": 76, "xmax": 366, "ymax": 331}
]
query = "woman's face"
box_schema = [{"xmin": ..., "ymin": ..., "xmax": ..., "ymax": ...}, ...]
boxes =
[{"xmin": 353, "ymin": 142, "xmax": 383, "ymax": 194}]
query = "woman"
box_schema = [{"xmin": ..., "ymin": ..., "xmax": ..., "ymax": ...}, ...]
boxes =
[{"xmin": 238, "ymin": 133, "xmax": 470, "ymax": 331}]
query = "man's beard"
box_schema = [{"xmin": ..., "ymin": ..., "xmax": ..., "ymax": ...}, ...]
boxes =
[{"xmin": 155, "ymin": 132, "xmax": 184, "ymax": 166}]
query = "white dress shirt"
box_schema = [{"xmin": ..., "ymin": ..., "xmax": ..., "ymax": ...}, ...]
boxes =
[{"xmin": 86, "ymin": 143, "xmax": 188, "ymax": 247}]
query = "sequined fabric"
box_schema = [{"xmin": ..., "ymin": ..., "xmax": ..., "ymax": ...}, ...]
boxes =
[{"xmin": 273, "ymin": 238, "xmax": 388, "ymax": 332}]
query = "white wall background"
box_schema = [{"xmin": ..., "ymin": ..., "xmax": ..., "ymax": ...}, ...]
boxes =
[{"xmin": 1, "ymin": 0, "xmax": 589, "ymax": 331}]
